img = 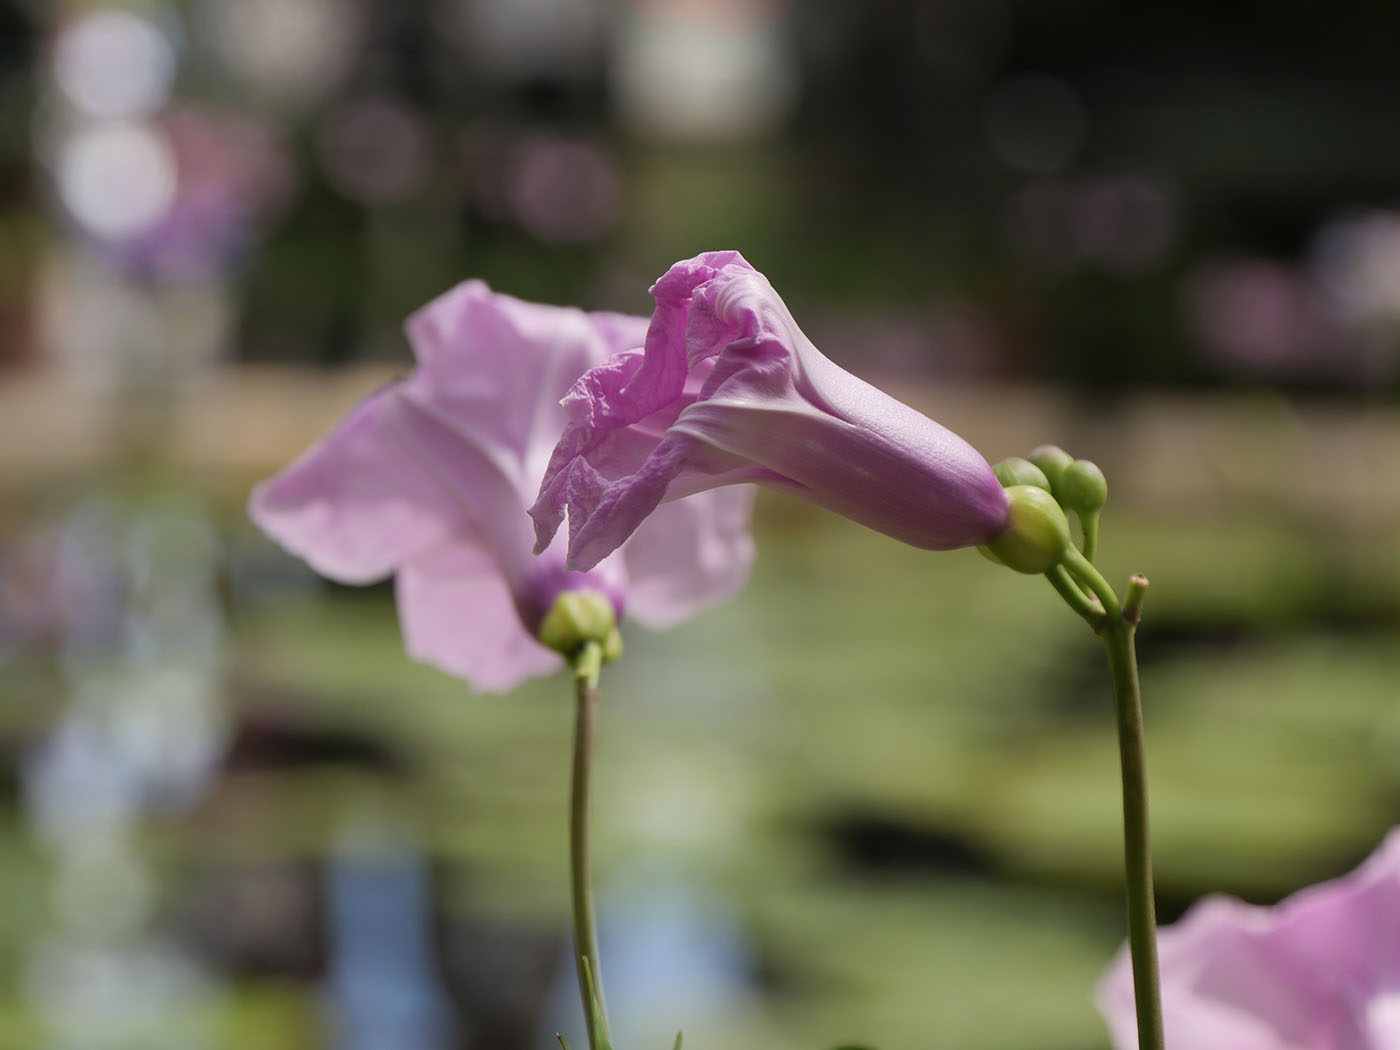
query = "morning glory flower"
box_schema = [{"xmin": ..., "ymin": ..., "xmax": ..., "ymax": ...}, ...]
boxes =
[
  {"xmin": 530, "ymin": 250, "xmax": 1010, "ymax": 571},
  {"xmin": 1097, "ymin": 828, "xmax": 1400, "ymax": 1050},
  {"xmin": 249, "ymin": 280, "xmax": 755, "ymax": 693}
]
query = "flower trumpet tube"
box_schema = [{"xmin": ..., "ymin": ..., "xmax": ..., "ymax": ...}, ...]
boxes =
[
  {"xmin": 250, "ymin": 279, "xmax": 755, "ymax": 693},
  {"xmin": 530, "ymin": 251, "xmax": 1010, "ymax": 570}
]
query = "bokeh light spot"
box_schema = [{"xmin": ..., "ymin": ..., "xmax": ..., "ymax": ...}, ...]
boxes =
[
  {"xmin": 57, "ymin": 122, "xmax": 176, "ymax": 241},
  {"xmin": 53, "ymin": 9, "xmax": 176, "ymax": 119}
]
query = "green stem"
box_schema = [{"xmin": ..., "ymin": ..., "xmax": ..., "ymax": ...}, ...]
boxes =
[
  {"xmin": 1060, "ymin": 547, "xmax": 1121, "ymax": 620},
  {"xmin": 1123, "ymin": 573, "xmax": 1149, "ymax": 626},
  {"xmin": 1101, "ymin": 618, "xmax": 1164, "ymax": 1050},
  {"xmin": 1045, "ymin": 564, "xmax": 1104, "ymax": 628},
  {"xmin": 1080, "ymin": 511, "xmax": 1101, "ymax": 564},
  {"xmin": 1053, "ymin": 552, "xmax": 1164, "ymax": 1050},
  {"xmin": 569, "ymin": 642, "xmax": 611, "ymax": 1050}
]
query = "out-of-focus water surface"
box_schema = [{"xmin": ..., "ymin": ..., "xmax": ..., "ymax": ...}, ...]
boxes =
[
  {"xmin": 3, "ymin": 2, "xmax": 1400, "ymax": 1048},
  {"xmin": 2, "ymin": 416, "xmax": 1397, "ymax": 1049}
]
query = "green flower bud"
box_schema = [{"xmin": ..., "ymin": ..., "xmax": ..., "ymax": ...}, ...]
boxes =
[
  {"xmin": 1059, "ymin": 459, "xmax": 1108, "ymax": 514},
  {"xmin": 992, "ymin": 456, "xmax": 1052, "ymax": 491},
  {"xmin": 979, "ymin": 485, "xmax": 1072, "ymax": 574},
  {"xmin": 537, "ymin": 590, "xmax": 622, "ymax": 662},
  {"xmin": 1027, "ymin": 445, "xmax": 1074, "ymax": 500}
]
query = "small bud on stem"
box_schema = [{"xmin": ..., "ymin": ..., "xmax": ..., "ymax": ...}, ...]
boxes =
[
  {"xmin": 1060, "ymin": 459, "xmax": 1108, "ymax": 514},
  {"xmin": 1027, "ymin": 445, "xmax": 1075, "ymax": 500},
  {"xmin": 993, "ymin": 457, "xmax": 1052, "ymax": 491},
  {"xmin": 538, "ymin": 590, "xmax": 624, "ymax": 668}
]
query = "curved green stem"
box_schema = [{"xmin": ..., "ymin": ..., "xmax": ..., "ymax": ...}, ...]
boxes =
[
  {"xmin": 569, "ymin": 642, "xmax": 611, "ymax": 1050},
  {"xmin": 1080, "ymin": 511, "xmax": 1101, "ymax": 564},
  {"xmin": 1049, "ymin": 554, "xmax": 1164, "ymax": 1050},
  {"xmin": 1045, "ymin": 564, "xmax": 1104, "ymax": 628},
  {"xmin": 1060, "ymin": 547, "xmax": 1121, "ymax": 622}
]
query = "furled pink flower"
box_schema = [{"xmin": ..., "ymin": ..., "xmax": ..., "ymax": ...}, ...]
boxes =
[
  {"xmin": 1097, "ymin": 828, "xmax": 1400, "ymax": 1050},
  {"xmin": 529, "ymin": 250, "xmax": 1009, "ymax": 570},
  {"xmin": 249, "ymin": 281, "xmax": 755, "ymax": 693}
]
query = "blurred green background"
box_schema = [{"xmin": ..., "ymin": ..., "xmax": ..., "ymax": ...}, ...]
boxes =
[{"xmin": 2, "ymin": 1, "xmax": 1400, "ymax": 1048}]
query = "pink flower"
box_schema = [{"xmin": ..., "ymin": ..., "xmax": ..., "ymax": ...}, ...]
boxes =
[
  {"xmin": 1097, "ymin": 829, "xmax": 1400, "ymax": 1050},
  {"xmin": 249, "ymin": 281, "xmax": 755, "ymax": 693},
  {"xmin": 529, "ymin": 250, "xmax": 1009, "ymax": 570}
]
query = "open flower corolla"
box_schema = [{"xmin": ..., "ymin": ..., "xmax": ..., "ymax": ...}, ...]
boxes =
[{"xmin": 250, "ymin": 280, "xmax": 754, "ymax": 693}]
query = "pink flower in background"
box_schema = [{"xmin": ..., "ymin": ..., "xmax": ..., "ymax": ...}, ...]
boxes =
[
  {"xmin": 249, "ymin": 281, "xmax": 754, "ymax": 693},
  {"xmin": 1097, "ymin": 829, "xmax": 1400, "ymax": 1050},
  {"xmin": 530, "ymin": 250, "xmax": 1009, "ymax": 571}
]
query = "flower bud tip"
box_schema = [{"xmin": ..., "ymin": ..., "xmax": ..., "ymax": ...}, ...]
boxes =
[
  {"xmin": 993, "ymin": 456, "xmax": 1052, "ymax": 491},
  {"xmin": 1027, "ymin": 445, "xmax": 1075, "ymax": 498},
  {"xmin": 1059, "ymin": 459, "xmax": 1108, "ymax": 514}
]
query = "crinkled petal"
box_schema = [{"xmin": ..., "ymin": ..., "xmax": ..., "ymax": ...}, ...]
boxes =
[
  {"xmin": 676, "ymin": 260, "xmax": 1008, "ymax": 548},
  {"xmin": 532, "ymin": 250, "xmax": 1007, "ymax": 570},
  {"xmin": 396, "ymin": 543, "xmax": 562, "ymax": 694}
]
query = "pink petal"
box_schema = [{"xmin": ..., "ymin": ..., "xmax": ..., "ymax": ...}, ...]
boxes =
[
  {"xmin": 405, "ymin": 280, "xmax": 646, "ymax": 489},
  {"xmin": 587, "ymin": 310, "xmax": 651, "ymax": 356},
  {"xmin": 249, "ymin": 384, "xmax": 462, "ymax": 584},
  {"xmin": 622, "ymin": 485, "xmax": 756, "ymax": 628},
  {"xmin": 396, "ymin": 542, "xmax": 562, "ymax": 694},
  {"xmin": 1097, "ymin": 898, "xmax": 1311, "ymax": 1050},
  {"xmin": 1097, "ymin": 830, "xmax": 1400, "ymax": 1050}
]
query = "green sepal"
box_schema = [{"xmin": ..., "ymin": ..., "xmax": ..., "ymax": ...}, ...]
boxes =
[
  {"xmin": 673, "ymin": 1032, "xmax": 684, "ymax": 1050},
  {"xmin": 980, "ymin": 485, "xmax": 1072, "ymax": 575}
]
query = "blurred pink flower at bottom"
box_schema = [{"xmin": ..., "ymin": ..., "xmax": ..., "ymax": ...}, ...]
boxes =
[{"xmin": 1097, "ymin": 829, "xmax": 1400, "ymax": 1050}]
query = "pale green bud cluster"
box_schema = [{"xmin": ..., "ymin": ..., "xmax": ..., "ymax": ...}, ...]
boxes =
[
  {"xmin": 980, "ymin": 445, "xmax": 1109, "ymax": 574},
  {"xmin": 1027, "ymin": 445, "xmax": 1074, "ymax": 494},
  {"xmin": 537, "ymin": 590, "xmax": 623, "ymax": 664}
]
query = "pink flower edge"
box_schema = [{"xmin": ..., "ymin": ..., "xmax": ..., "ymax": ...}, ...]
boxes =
[{"xmin": 1096, "ymin": 828, "xmax": 1400, "ymax": 1050}]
